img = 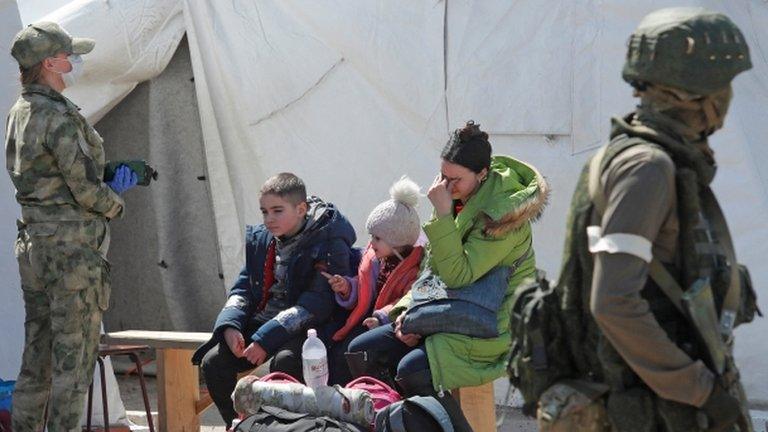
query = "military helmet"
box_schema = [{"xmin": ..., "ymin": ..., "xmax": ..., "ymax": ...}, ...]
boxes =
[{"xmin": 622, "ymin": 7, "xmax": 752, "ymax": 95}]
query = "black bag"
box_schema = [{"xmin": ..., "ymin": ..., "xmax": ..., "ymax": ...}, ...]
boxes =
[
  {"xmin": 374, "ymin": 396, "xmax": 454, "ymax": 432},
  {"xmin": 235, "ymin": 405, "xmax": 368, "ymax": 432},
  {"xmin": 507, "ymin": 271, "xmax": 576, "ymax": 416}
]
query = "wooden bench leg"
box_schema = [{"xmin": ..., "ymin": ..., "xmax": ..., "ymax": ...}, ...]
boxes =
[
  {"xmin": 458, "ymin": 382, "xmax": 496, "ymax": 432},
  {"xmin": 157, "ymin": 348, "xmax": 200, "ymax": 432}
]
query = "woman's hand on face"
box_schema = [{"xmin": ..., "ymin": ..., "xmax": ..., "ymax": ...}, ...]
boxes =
[
  {"xmin": 394, "ymin": 312, "xmax": 421, "ymax": 347},
  {"xmin": 428, "ymin": 175, "xmax": 454, "ymax": 218}
]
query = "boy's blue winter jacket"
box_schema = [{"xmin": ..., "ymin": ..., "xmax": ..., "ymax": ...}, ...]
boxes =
[{"xmin": 192, "ymin": 197, "xmax": 356, "ymax": 364}]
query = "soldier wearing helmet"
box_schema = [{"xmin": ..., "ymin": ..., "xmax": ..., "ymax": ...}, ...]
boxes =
[{"xmin": 539, "ymin": 7, "xmax": 757, "ymax": 431}]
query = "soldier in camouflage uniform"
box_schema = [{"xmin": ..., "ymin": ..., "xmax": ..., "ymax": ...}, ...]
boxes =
[
  {"xmin": 549, "ymin": 7, "xmax": 756, "ymax": 432},
  {"xmin": 5, "ymin": 22, "xmax": 137, "ymax": 432}
]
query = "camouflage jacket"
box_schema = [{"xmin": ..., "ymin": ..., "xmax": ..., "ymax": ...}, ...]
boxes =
[{"xmin": 5, "ymin": 84, "xmax": 123, "ymax": 222}]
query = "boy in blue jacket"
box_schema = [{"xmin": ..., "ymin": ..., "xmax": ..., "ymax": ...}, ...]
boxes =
[{"xmin": 192, "ymin": 172, "xmax": 356, "ymax": 428}]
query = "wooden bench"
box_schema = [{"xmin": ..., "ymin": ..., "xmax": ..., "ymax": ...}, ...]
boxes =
[
  {"xmin": 102, "ymin": 330, "xmax": 213, "ymax": 432},
  {"xmin": 103, "ymin": 330, "xmax": 497, "ymax": 432},
  {"xmin": 456, "ymin": 383, "xmax": 496, "ymax": 432}
]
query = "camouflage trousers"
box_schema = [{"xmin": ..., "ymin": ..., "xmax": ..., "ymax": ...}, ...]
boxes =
[{"xmin": 12, "ymin": 220, "xmax": 111, "ymax": 432}]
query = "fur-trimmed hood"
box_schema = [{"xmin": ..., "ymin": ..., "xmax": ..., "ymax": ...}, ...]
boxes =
[{"xmin": 474, "ymin": 155, "xmax": 550, "ymax": 237}]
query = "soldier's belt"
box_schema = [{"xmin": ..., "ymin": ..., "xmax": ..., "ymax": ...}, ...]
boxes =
[{"xmin": 21, "ymin": 205, "xmax": 102, "ymax": 224}]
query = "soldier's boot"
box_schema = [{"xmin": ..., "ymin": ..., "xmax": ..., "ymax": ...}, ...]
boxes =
[
  {"xmin": 700, "ymin": 382, "xmax": 741, "ymax": 432},
  {"xmin": 396, "ymin": 369, "xmax": 474, "ymax": 432},
  {"xmin": 344, "ymin": 351, "xmax": 396, "ymax": 388}
]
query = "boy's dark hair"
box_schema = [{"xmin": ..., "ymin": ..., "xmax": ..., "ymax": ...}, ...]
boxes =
[
  {"xmin": 260, "ymin": 172, "xmax": 307, "ymax": 205},
  {"xmin": 440, "ymin": 120, "xmax": 492, "ymax": 173}
]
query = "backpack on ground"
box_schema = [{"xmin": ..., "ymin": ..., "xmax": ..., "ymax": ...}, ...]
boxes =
[
  {"xmin": 344, "ymin": 376, "xmax": 401, "ymax": 412},
  {"xmin": 260, "ymin": 371, "xmax": 301, "ymax": 384},
  {"xmin": 234, "ymin": 405, "xmax": 368, "ymax": 432},
  {"xmin": 374, "ymin": 395, "xmax": 454, "ymax": 432},
  {"xmin": 507, "ymin": 271, "xmax": 576, "ymax": 416},
  {"xmin": 234, "ymin": 372, "xmax": 376, "ymax": 427}
]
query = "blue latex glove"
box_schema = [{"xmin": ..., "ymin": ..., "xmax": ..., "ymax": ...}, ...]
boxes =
[{"xmin": 107, "ymin": 165, "xmax": 138, "ymax": 195}]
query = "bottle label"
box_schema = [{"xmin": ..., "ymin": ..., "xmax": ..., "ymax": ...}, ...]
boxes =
[{"xmin": 303, "ymin": 355, "xmax": 328, "ymax": 387}]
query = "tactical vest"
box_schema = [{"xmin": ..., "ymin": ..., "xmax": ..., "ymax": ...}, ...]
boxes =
[{"xmin": 553, "ymin": 121, "xmax": 759, "ymax": 431}]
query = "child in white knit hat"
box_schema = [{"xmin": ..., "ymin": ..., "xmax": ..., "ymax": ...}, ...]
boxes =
[{"xmin": 321, "ymin": 177, "xmax": 424, "ymax": 384}]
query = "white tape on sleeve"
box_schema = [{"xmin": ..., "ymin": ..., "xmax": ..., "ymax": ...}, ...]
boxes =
[{"xmin": 587, "ymin": 226, "xmax": 653, "ymax": 263}]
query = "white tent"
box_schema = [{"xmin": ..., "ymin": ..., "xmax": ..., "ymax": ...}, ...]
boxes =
[
  {"xmin": 2, "ymin": 0, "xmax": 767, "ymax": 417},
  {"xmin": 0, "ymin": 0, "xmax": 24, "ymax": 384}
]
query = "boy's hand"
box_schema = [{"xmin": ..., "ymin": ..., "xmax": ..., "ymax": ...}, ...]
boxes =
[
  {"xmin": 223, "ymin": 328, "xmax": 245, "ymax": 358},
  {"xmin": 321, "ymin": 271, "xmax": 350, "ymax": 298},
  {"xmin": 428, "ymin": 174, "xmax": 455, "ymax": 218},
  {"xmin": 243, "ymin": 342, "xmax": 268, "ymax": 365},
  {"xmin": 394, "ymin": 311, "xmax": 421, "ymax": 347},
  {"xmin": 363, "ymin": 317, "xmax": 380, "ymax": 329}
]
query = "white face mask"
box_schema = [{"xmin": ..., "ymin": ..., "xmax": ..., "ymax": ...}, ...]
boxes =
[{"xmin": 61, "ymin": 54, "xmax": 84, "ymax": 87}]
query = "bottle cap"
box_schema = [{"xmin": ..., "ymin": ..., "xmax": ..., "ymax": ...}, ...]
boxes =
[{"xmin": 307, "ymin": 328, "xmax": 317, "ymax": 338}]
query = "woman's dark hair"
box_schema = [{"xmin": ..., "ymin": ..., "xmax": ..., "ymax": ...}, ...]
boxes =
[
  {"xmin": 20, "ymin": 63, "xmax": 43, "ymax": 85},
  {"xmin": 440, "ymin": 120, "xmax": 492, "ymax": 173}
]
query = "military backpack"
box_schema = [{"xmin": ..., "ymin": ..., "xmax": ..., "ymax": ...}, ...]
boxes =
[{"xmin": 507, "ymin": 271, "xmax": 576, "ymax": 417}]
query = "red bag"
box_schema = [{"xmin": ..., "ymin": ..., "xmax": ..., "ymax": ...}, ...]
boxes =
[
  {"xmin": 344, "ymin": 376, "xmax": 401, "ymax": 412},
  {"xmin": 258, "ymin": 372, "xmax": 301, "ymax": 384}
]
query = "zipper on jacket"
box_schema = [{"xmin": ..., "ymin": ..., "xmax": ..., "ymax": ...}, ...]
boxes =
[{"xmin": 429, "ymin": 339, "xmax": 447, "ymax": 397}]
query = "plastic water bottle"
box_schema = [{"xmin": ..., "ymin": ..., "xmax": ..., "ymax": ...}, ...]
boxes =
[{"xmin": 302, "ymin": 329, "xmax": 329, "ymax": 388}]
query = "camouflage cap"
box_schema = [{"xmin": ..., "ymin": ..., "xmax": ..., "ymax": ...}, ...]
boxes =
[
  {"xmin": 10, "ymin": 21, "xmax": 94, "ymax": 68},
  {"xmin": 622, "ymin": 7, "xmax": 752, "ymax": 95}
]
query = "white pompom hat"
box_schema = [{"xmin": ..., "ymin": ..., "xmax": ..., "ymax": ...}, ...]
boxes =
[{"xmin": 365, "ymin": 176, "xmax": 421, "ymax": 248}]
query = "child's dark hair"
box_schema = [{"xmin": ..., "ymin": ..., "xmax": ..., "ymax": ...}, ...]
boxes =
[
  {"xmin": 440, "ymin": 120, "xmax": 492, "ymax": 173},
  {"xmin": 260, "ymin": 172, "xmax": 307, "ymax": 205}
]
